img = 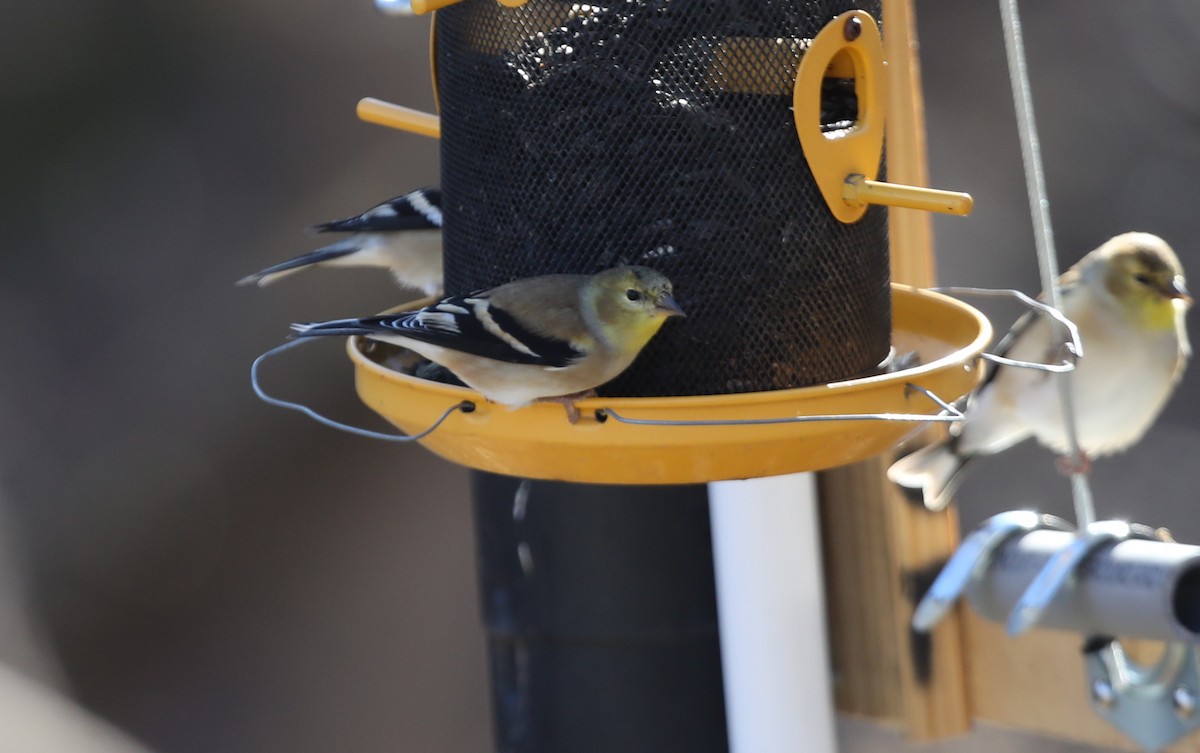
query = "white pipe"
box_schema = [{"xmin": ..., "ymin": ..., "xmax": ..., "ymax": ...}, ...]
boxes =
[{"xmin": 709, "ymin": 473, "xmax": 837, "ymax": 753}]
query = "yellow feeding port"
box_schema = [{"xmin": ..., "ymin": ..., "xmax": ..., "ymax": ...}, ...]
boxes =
[{"xmin": 347, "ymin": 284, "xmax": 991, "ymax": 484}]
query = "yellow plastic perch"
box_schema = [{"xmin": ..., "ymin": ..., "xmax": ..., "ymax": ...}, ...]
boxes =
[
  {"xmin": 348, "ymin": 284, "xmax": 991, "ymax": 485},
  {"xmin": 406, "ymin": 0, "xmax": 525, "ymax": 13},
  {"xmin": 843, "ymin": 174, "xmax": 973, "ymax": 215},
  {"xmin": 356, "ymin": 98, "xmax": 441, "ymax": 138}
]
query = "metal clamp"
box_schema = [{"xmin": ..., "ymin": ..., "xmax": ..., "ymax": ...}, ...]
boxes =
[
  {"xmin": 1007, "ymin": 520, "xmax": 1158, "ymax": 637},
  {"xmin": 1086, "ymin": 640, "xmax": 1200, "ymax": 752},
  {"xmin": 912, "ymin": 510, "xmax": 1071, "ymax": 632},
  {"xmin": 1024, "ymin": 522, "xmax": 1200, "ymax": 751},
  {"xmin": 916, "ymin": 513, "xmax": 1200, "ymax": 751}
]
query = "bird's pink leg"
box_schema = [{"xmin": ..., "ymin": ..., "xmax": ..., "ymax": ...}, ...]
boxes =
[
  {"xmin": 536, "ymin": 390, "xmax": 598, "ymax": 424},
  {"xmin": 1056, "ymin": 451, "xmax": 1092, "ymax": 476}
]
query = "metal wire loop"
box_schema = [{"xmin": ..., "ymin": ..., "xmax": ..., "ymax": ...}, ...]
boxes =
[
  {"xmin": 251, "ymin": 339, "xmax": 475, "ymax": 442},
  {"xmin": 981, "ymin": 351, "xmax": 1074, "ymax": 373},
  {"xmin": 932, "ymin": 285, "xmax": 1084, "ymax": 367},
  {"xmin": 594, "ymin": 382, "xmax": 964, "ymax": 427}
]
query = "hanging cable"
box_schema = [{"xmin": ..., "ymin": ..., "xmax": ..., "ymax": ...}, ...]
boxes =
[{"xmin": 998, "ymin": 0, "xmax": 1095, "ymax": 526}]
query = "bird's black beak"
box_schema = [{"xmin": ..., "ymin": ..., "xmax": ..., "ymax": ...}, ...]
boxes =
[
  {"xmin": 1167, "ymin": 276, "xmax": 1193, "ymax": 306},
  {"xmin": 657, "ymin": 294, "xmax": 686, "ymax": 318}
]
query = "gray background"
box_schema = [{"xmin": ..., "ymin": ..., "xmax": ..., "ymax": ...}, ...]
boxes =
[{"xmin": 5, "ymin": 1, "xmax": 1200, "ymax": 751}]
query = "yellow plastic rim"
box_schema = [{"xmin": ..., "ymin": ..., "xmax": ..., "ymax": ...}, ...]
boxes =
[{"xmin": 347, "ymin": 284, "xmax": 991, "ymax": 484}]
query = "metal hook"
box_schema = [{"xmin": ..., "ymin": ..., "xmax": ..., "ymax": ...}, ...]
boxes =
[
  {"xmin": 912, "ymin": 510, "xmax": 1072, "ymax": 632},
  {"xmin": 1007, "ymin": 521, "xmax": 1159, "ymax": 637},
  {"xmin": 251, "ymin": 339, "xmax": 474, "ymax": 442}
]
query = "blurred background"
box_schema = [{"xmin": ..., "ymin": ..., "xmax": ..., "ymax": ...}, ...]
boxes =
[{"xmin": 4, "ymin": 0, "xmax": 1200, "ymax": 751}]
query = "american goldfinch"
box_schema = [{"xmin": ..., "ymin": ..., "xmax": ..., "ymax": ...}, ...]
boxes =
[
  {"xmin": 290, "ymin": 266, "xmax": 684, "ymax": 416},
  {"xmin": 238, "ymin": 187, "xmax": 443, "ymax": 295},
  {"xmin": 889, "ymin": 232, "xmax": 1191, "ymax": 511}
]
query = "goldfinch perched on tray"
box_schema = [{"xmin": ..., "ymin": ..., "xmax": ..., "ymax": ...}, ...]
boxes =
[
  {"xmin": 889, "ymin": 231, "xmax": 1192, "ymax": 511},
  {"xmin": 290, "ymin": 266, "xmax": 685, "ymax": 419},
  {"xmin": 238, "ymin": 187, "xmax": 444, "ymax": 295}
]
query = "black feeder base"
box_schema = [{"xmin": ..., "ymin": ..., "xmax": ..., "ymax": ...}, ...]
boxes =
[{"xmin": 472, "ymin": 471, "xmax": 729, "ymax": 753}]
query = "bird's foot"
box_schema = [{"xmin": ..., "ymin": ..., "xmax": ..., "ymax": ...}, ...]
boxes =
[
  {"xmin": 889, "ymin": 349, "xmax": 921, "ymax": 373},
  {"xmin": 1056, "ymin": 451, "xmax": 1092, "ymax": 476},
  {"xmin": 536, "ymin": 390, "xmax": 598, "ymax": 424}
]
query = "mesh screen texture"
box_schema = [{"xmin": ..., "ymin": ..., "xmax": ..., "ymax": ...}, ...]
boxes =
[{"xmin": 437, "ymin": 0, "xmax": 889, "ymax": 398}]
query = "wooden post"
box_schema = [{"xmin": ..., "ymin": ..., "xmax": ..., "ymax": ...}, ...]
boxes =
[{"xmin": 816, "ymin": 0, "xmax": 972, "ymax": 740}]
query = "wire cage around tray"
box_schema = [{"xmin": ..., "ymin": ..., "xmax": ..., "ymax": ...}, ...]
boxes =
[{"xmin": 337, "ymin": 284, "xmax": 989, "ymax": 484}]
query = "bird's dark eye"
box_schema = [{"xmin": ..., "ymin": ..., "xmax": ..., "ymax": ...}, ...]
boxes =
[
  {"xmin": 625, "ymin": 289, "xmax": 643, "ymax": 302},
  {"xmin": 1134, "ymin": 273, "xmax": 1152, "ymax": 286}
]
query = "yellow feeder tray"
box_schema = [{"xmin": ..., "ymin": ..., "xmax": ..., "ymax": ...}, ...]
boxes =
[{"xmin": 347, "ymin": 284, "xmax": 990, "ymax": 485}]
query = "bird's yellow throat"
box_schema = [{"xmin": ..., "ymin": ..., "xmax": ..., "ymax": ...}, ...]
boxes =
[{"xmin": 1135, "ymin": 297, "xmax": 1183, "ymax": 332}]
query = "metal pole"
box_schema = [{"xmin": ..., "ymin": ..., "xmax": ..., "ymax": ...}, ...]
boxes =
[
  {"xmin": 966, "ymin": 530, "xmax": 1200, "ymax": 643},
  {"xmin": 998, "ymin": 0, "xmax": 1096, "ymax": 525}
]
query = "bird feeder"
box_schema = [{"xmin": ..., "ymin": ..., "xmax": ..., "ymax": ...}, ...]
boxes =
[
  {"xmin": 318, "ymin": 1, "xmax": 990, "ymax": 751},
  {"xmin": 286, "ymin": 2, "xmax": 986, "ymax": 751},
  {"xmin": 346, "ymin": 0, "xmax": 983, "ymax": 483}
]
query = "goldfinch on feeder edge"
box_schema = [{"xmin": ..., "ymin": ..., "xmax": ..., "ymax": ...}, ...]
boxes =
[
  {"xmin": 888, "ymin": 231, "xmax": 1192, "ymax": 511},
  {"xmin": 290, "ymin": 265, "xmax": 685, "ymax": 412},
  {"xmin": 238, "ymin": 187, "xmax": 444, "ymax": 295}
]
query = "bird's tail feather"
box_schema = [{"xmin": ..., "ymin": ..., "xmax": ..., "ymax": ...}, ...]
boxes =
[
  {"xmin": 886, "ymin": 441, "xmax": 971, "ymax": 512},
  {"xmin": 237, "ymin": 240, "xmax": 361, "ymax": 287}
]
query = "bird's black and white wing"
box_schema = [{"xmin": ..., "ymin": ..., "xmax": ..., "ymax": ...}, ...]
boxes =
[
  {"xmin": 237, "ymin": 187, "xmax": 444, "ymax": 289},
  {"xmin": 311, "ymin": 188, "xmax": 443, "ymax": 234},
  {"xmin": 291, "ymin": 293, "xmax": 584, "ymax": 368}
]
